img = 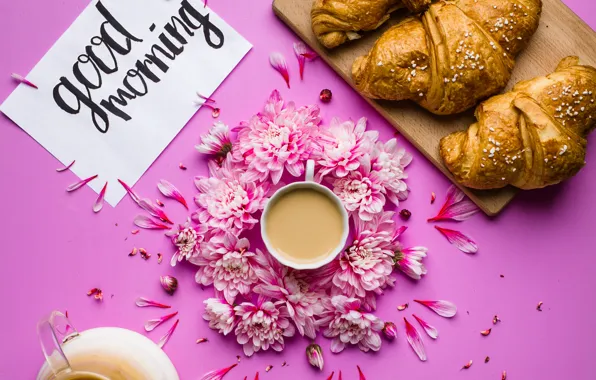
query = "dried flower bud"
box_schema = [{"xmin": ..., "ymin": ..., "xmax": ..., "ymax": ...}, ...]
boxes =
[
  {"xmin": 382, "ymin": 321, "xmax": 398, "ymax": 340},
  {"xmin": 160, "ymin": 275, "xmax": 178, "ymax": 295},
  {"xmin": 306, "ymin": 343, "xmax": 324, "ymax": 371},
  {"xmin": 319, "ymin": 89, "xmax": 332, "ymax": 103},
  {"xmin": 399, "ymin": 209, "xmax": 412, "ymax": 220}
]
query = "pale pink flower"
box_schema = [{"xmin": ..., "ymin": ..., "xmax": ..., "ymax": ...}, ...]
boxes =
[
  {"xmin": 203, "ymin": 297, "xmax": 236, "ymax": 335},
  {"xmin": 325, "ymin": 212, "xmax": 401, "ymax": 310},
  {"xmin": 330, "ymin": 156, "xmax": 385, "ymax": 221},
  {"xmin": 233, "ymin": 90, "xmax": 321, "ymax": 184},
  {"xmin": 318, "ymin": 295, "xmax": 384, "ymax": 353},
  {"xmin": 371, "ymin": 138, "xmax": 412, "ymax": 205},
  {"xmin": 196, "ymin": 121, "xmax": 233, "ymax": 165},
  {"xmin": 253, "ymin": 252, "xmax": 325, "ymax": 339},
  {"xmin": 165, "ymin": 218, "xmax": 208, "ymax": 266},
  {"xmin": 394, "ymin": 245, "xmax": 428, "ymax": 280},
  {"xmin": 193, "ymin": 159, "xmax": 269, "ymax": 234},
  {"xmin": 234, "ymin": 298, "xmax": 296, "ymax": 357},
  {"xmin": 314, "ymin": 117, "xmax": 378, "ymax": 182},
  {"xmin": 190, "ymin": 233, "xmax": 265, "ymax": 304}
]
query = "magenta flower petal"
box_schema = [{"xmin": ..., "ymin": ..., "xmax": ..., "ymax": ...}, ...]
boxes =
[
  {"xmin": 56, "ymin": 160, "xmax": 75, "ymax": 172},
  {"xmin": 157, "ymin": 319, "xmax": 179, "ymax": 349},
  {"xmin": 200, "ymin": 363, "xmax": 238, "ymax": 380},
  {"xmin": 404, "ymin": 317, "xmax": 427, "ymax": 361},
  {"xmin": 11, "ymin": 73, "xmax": 38, "ymax": 89},
  {"xmin": 157, "ymin": 179, "xmax": 188, "ymax": 210},
  {"xmin": 293, "ymin": 42, "xmax": 316, "ymax": 80},
  {"xmin": 117, "ymin": 179, "xmax": 140, "ymax": 204},
  {"xmin": 134, "ymin": 215, "xmax": 170, "ymax": 230},
  {"xmin": 414, "ymin": 299, "xmax": 457, "ymax": 318},
  {"xmin": 357, "ymin": 365, "xmax": 366, "ymax": 380},
  {"xmin": 434, "ymin": 226, "xmax": 478, "ymax": 253},
  {"xmin": 66, "ymin": 175, "xmax": 98, "ymax": 192},
  {"xmin": 413, "ymin": 314, "xmax": 438, "ymax": 339},
  {"xmin": 135, "ymin": 297, "xmax": 171, "ymax": 308},
  {"xmin": 428, "ymin": 185, "xmax": 479, "ymax": 222},
  {"xmin": 144, "ymin": 311, "xmax": 179, "ymax": 332},
  {"xmin": 138, "ymin": 198, "xmax": 173, "ymax": 224},
  {"xmin": 93, "ymin": 182, "xmax": 108, "ymax": 213},
  {"xmin": 269, "ymin": 52, "xmax": 290, "ymax": 88}
]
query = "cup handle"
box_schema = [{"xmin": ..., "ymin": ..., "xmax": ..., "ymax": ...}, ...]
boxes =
[
  {"xmin": 37, "ymin": 311, "xmax": 78, "ymax": 377},
  {"xmin": 305, "ymin": 159, "xmax": 315, "ymax": 182}
]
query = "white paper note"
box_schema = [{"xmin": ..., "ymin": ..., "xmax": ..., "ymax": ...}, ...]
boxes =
[{"xmin": 1, "ymin": 0, "xmax": 251, "ymax": 206}]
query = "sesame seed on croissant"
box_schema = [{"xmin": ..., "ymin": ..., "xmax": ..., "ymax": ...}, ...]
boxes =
[
  {"xmin": 311, "ymin": 0, "xmax": 433, "ymax": 49},
  {"xmin": 440, "ymin": 56, "xmax": 596, "ymax": 190},
  {"xmin": 351, "ymin": 0, "xmax": 542, "ymax": 115}
]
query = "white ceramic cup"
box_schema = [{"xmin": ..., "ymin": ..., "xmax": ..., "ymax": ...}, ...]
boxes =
[{"xmin": 261, "ymin": 159, "xmax": 349, "ymax": 270}]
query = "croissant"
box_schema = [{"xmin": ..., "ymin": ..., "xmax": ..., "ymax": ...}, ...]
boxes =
[
  {"xmin": 311, "ymin": 0, "xmax": 433, "ymax": 49},
  {"xmin": 352, "ymin": 0, "xmax": 542, "ymax": 115},
  {"xmin": 440, "ymin": 57, "xmax": 596, "ymax": 190}
]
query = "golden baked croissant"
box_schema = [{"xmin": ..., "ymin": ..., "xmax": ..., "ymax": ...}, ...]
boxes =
[
  {"xmin": 311, "ymin": 0, "xmax": 433, "ymax": 49},
  {"xmin": 440, "ymin": 56, "xmax": 596, "ymax": 190},
  {"xmin": 352, "ymin": 0, "xmax": 542, "ymax": 115}
]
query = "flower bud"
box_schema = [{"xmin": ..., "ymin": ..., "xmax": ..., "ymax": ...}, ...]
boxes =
[
  {"xmin": 382, "ymin": 321, "xmax": 398, "ymax": 340},
  {"xmin": 306, "ymin": 343, "xmax": 324, "ymax": 371}
]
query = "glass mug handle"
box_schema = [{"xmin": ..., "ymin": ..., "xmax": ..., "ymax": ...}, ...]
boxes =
[
  {"xmin": 37, "ymin": 311, "xmax": 79, "ymax": 378},
  {"xmin": 305, "ymin": 159, "xmax": 315, "ymax": 182}
]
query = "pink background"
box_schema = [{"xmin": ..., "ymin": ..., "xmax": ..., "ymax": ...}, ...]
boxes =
[{"xmin": 1, "ymin": 0, "xmax": 596, "ymax": 379}]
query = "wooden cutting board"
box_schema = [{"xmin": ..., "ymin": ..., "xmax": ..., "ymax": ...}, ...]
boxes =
[{"xmin": 272, "ymin": 0, "xmax": 596, "ymax": 216}]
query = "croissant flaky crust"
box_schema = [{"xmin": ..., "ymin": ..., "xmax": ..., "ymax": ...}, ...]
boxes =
[
  {"xmin": 440, "ymin": 57, "xmax": 596, "ymax": 190},
  {"xmin": 352, "ymin": 0, "xmax": 542, "ymax": 115},
  {"xmin": 311, "ymin": 0, "xmax": 432, "ymax": 49}
]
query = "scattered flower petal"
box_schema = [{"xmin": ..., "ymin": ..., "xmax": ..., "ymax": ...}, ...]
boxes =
[
  {"xmin": 306, "ymin": 343, "xmax": 324, "ymax": 371},
  {"xmin": 157, "ymin": 253, "xmax": 163, "ymax": 264},
  {"xmin": 135, "ymin": 297, "xmax": 171, "ymax": 308},
  {"xmin": 269, "ymin": 52, "xmax": 290, "ymax": 88},
  {"xmin": 56, "ymin": 160, "xmax": 75, "ymax": 172},
  {"xmin": 493, "ymin": 315, "xmax": 501, "ymax": 324},
  {"xmin": 265, "ymin": 365, "xmax": 273, "ymax": 373},
  {"xmin": 157, "ymin": 179, "xmax": 189, "ymax": 209},
  {"xmin": 481, "ymin": 328, "xmax": 492, "ymax": 336},
  {"xmin": 404, "ymin": 317, "xmax": 426, "ymax": 361},
  {"xmin": 462, "ymin": 360, "xmax": 473, "ymax": 369},
  {"xmin": 537, "ymin": 301, "xmax": 543, "ymax": 311},
  {"xmin": 156, "ymin": 199, "xmax": 165, "ymax": 207},
  {"xmin": 485, "ymin": 356, "xmax": 490, "ymax": 363},
  {"xmin": 196, "ymin": 338, "xmax": 208, "ymax": 344},
  {"xmin": 134, "ymin": 215, "xmax": 170, "ymax": 230},
  {"xmin": 212, "ymin": 108, "xmax": 220, "ymax": 118},
  {"xmin": 293, "ymin": 42, "xmax": 317, "ymax": 80},
  {"xmin": 11, "ymin": 73, "xmax": 38, "ymax": 89},
  {"xmin": 428, "ymin": 185, "xmax": 479, "ymax": 222},
  {"xmin": 397, "ymin": 303, "xmax": 409, "ymax": 311},
  {"xmin": 357, "ymin": 366, "xmax": 366, "ymax": 380},
  {"xmin": 117, "ymin": 179, "xmax": 140, "ymax": 203},
  {"xmin": 131, "ymin": 229, "xmax": 140, "ymax": 235},
  {"xmin": 434, "ymin": 226, "xmax": 478, "ymax": 254},
  {"xmin": 179, "ymin": 163, "xmax": 187, "ymax": 170},
  {"xmin": 326, "ymin": 372, "xmax": 334, "ymax": 380},
  {"xmin": 399, "ymin": 209, "xmax": 411, "ymax": 220},
  {"xmin": 382, "ymin": 322, "xmax": 397, "ymax": 340},
  {"xmin": 157, "ymin": 319, "xmax": 179, "ymax": 349},
  {"xmin": 93, "ymin": 182, "xmax": 108, "ymax": 213},
  {"xmin": 338, "ymin": 371, "xmax": 342, "ymax": 380},
  {"xmin": 413, "ymin": 314, "xmax": 438, "ymax": 339},
  {"xmin": 320, "ymin": 88, "xmax": 332, "ymax": 103},
  {"xmin": 138, "ymin": 198, "xmax": 173, "ymax": 224},
  {"xmin": 414, "ymin": 300, "xmax": 457, "ymax": 318},
  {"xmin": 129, "ymin": 247, "xmax": 138, "ymax": 257},
  {"xmin": 140, "ymin": 249, "xmax": 151, "ymax": 260},
  {"xmin": 502, "ymin": 370, "xmax": 507, "ymax": 379},
  {"xmin": 197, "ymin": 92, "xmax": 216, "ymax": 104},
  {"xmin": 160, "ymin": 275, "xmax": 178, "ymax": 295},
  {"xmin": 144, "ymin": 311, "xmax": 178, "ymax": 332},
  {"xmin": 86, "ymin": 288, "xmax": 103, "ymax": 301},
  {"xmin": 431, "ymin": 192, "xmax": 436, "ymax": 204},
  {"xmin": 281, "ymin": 361, "xmax": 287, "ymax": 367},
  {"xmin": 66, "ymin": 175, "xmax": 98, "ymax": 192}
]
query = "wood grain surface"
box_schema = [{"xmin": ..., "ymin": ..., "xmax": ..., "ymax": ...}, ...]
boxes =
[{"xmin": 272, "ymin": 0, "xmax": 596, "ymax": 215}]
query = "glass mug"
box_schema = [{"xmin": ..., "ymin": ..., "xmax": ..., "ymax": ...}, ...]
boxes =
[{"xmin": 37, "ymin": 311, "xmax": 179, "ymax": 380}]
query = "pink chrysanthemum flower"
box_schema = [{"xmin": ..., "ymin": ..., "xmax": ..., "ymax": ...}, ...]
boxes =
[
  {"xmin": 253, "ymin": 252, "xmax": 325, "ymax": 339},
  {"xmin": 165, "ymin": 218, "xmax": 209, "ymax": 267},
  {"xmin": 371, "ymin": 138, "xmax": 412, "ymax": 206},
  {"xmin": 394, "ymin": 245, "xmax": 428, "ymax": 280},
  {"xmin": 234, "ymin": 298, "xmax": 296, "ymax": 357},
  {"xmin": 318, "ymin": 212, "xmax": 402, "ymax": 310},
  {"xmin": 193, "ymin": 159, "xmax": 269, "ymax": 234},
  {"xmin": 196, "ymin": 121, "xmax": 234, "ymax": 165},
  {"xmin": 330, "ymin": 156, "xmax": 385, "ymax": 221},
  {"xmin": 318, "ymin": 295, "xmax": 384, "ymax": 353},
  {"xmin": 203, "ymin": 296, "xmax": 236, "ymax": 335},
  {"xmin": 191, "ymin": 233, "xmax": 265, "ymax": 304},
  {"xmin": 314, "ymin": 117, "xmax": 378, "ymax": 182},
  {"xmin": 233, "ymin": 90, "xmax": 321, "ymax": 184}
]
